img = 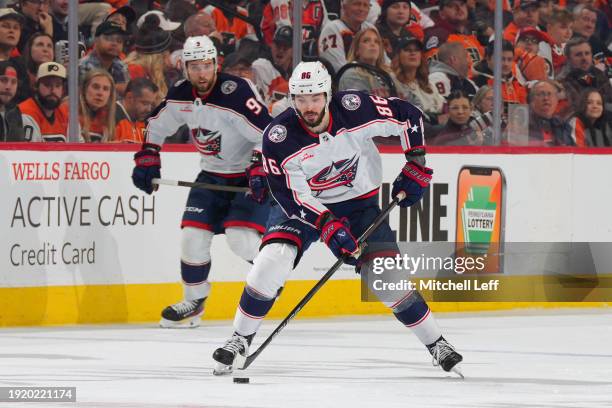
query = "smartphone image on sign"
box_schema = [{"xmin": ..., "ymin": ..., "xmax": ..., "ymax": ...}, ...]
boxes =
[{"xmin": 455, "ymin": 166, "xmax": 506, "ymax": 274}]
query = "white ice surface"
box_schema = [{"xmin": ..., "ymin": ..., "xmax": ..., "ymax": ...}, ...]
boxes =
[{"xmin": 1, "ymin": 309, "xmax": 611, "ymax": 408}]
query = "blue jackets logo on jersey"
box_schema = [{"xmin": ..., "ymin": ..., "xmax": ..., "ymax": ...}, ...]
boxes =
[
  {"xmin": 341, "ymin": 93, "xmax": 361, "ymax": 111},
  {"xmin": 308, "ymin": 155, "xmax": 360, "ymax": 194},
  {"xmin": 221, "ymin": 80, "xmax": 238, "ymax": 94},
  {"xmin": 192, "ymin": 128, "xmax": 222, "ymax": 157},
  {"xmin": 268, "ymin": 125, "xmax": 287, "ymax": 143}
]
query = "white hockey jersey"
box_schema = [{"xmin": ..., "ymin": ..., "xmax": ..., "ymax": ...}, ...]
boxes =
[
  {"xmin": 146, "ymin": 73, "xmax": 272, "ymax": 174},
  {"xmin": 262, "ymin": 91, "xmax": 425, "ymax": 228},
  {"xmin": 318, "ymin": 19, "xmax": 375, "ymax": 73}
]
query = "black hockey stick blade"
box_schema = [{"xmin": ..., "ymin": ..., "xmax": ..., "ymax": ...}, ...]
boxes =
[
  {"xmin": 152, "ymin": 178, "xmax": 250, "ymax": 193},
  {"xmin": 241, "ymin": 191, "xmax": 405, "ymax": 370}
]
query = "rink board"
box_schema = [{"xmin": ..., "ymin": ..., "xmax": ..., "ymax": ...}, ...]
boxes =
[{"xmin": 1, "ymin": 144, "xmax": 611, "ymax": 326}]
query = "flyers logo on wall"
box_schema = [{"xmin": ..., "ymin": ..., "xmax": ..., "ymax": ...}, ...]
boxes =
[{"xmin": 455, "ymin": 167, "xmax": 505, "ymax": 273}]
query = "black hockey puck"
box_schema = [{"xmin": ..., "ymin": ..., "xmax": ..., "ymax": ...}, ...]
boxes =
[{"xmin": 233, "ymin": 377, "xmax": 250, "ymax": 384}]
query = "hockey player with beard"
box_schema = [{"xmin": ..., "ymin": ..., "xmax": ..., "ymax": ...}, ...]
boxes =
[
  {"xmin": 212, "ymin": 61, "xmax": 463, "ymax": 376},
  {"xmin": 131, "ymin": 36, "xmax": 273, "ymax": 328}
]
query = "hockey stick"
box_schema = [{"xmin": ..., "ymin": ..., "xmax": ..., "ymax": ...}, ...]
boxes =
[
  {"xmin": 240, "ymin": 191, "xmax": 406, "ymax": 370},
  {"xmin": 152, "ymin": 178, "xmax": 250, "ymax": 193}
]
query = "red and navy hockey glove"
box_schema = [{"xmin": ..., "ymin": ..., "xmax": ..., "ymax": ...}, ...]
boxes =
[
  {"xmin": 132, "ymin": 143, "xmax": 161, "ymax": 194},
  {"xmin": 392, "ymin": 161, "xmax": 433, "ymax": 208},
  {"xmin": 319, "ymin": 212, "xmax": 359, "ymax": 265},
  {"xmin": 245, "ymin": 151, "xmax": 268, "ymax": 204}
]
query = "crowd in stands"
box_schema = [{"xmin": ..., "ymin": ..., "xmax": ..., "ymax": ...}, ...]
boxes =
[{"xmin": 0, "ymin": 0, "xmax": 610, "ymax": 146}]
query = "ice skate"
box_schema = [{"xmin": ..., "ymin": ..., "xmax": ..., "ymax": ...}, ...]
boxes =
[
  {"xmin": 212, "ymin": 333, "xmax": 250, "ymax": 376},
  {"xmin": 159, "ymin": 298, "xmax": 205, "ymax": 328},
  {"xmin": 428, "ymin": 336, "xmax": 464, "ymax": 378}
]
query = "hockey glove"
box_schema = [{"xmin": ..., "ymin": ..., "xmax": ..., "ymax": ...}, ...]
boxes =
[
  {"xmin": 392, "ymin": 161, "xmax": 433, "ymax": 208},
  {"xmin": 245, "ymin": 151, "xmax": 268, "ymax": 204},
  {"xmin": 319, "ymin": 213, "xmax": 359, "ymax": 265},
  {"xmin": 132, "ymin": 143, "xmax": 161, "ymax": 194}
]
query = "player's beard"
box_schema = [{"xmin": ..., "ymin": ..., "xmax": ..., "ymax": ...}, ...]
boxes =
[
  {"xmin": 192, "ymin": 72, "xmax": 216, "ymax": 95},
  {"xmin": 298, "ymin": 107, "xmax": 327, "ymax": 129}
]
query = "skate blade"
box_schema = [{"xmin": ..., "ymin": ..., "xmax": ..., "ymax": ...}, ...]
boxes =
[
  {"xmin": 213, "ymin": 362, "xmax": 233, "ymax": 376},
  {"xmin": 450, "ymin": 364, "xmax": 464, "ymax": 379},
  {"xmin": 159, "ymin": 316, "xmax": 201, "ymax": 329}
]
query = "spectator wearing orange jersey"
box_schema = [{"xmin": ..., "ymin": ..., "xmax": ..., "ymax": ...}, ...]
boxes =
[
  {"xmin": 502, "ymin": 0, "xmax": 539, "ymax": 44},
  {"xmin": 472, "ymin": 41, "xmax": 527, "ymax": 104},
  {"xmin": 423, "ymin": 0, "xmax": 483, "ymax": 70},
  {"xmin": 569, "ymin": 88, "xmax": 611, "ymax": 147},
  {"xmin": 19, "ymin": 61, "xmax": 68, "ymax": 142},
  {"xmin": 514, "ymin": 28, "xmax": 550, "ymax": 83},
  {"xmin": 114, "ymin": 77, "xmax": 158, "ymax": 143},
  {"xmin": 79, "ymin": 68, "xmax": 116, "ymax": 142},
  {"xmin": 203, "ymin": 0, "xmax": 257, "ymax": 56}
]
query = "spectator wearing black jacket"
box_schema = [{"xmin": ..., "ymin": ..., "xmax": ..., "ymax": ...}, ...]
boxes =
[
  {"xmin": 430, "ymin": 90, "xmax": 481, "ymax": 145},
  {"xmin": 527, "ymin": 80, "xmax": 573, "ymax": 146},
  {"xmin": 558, "ymin": 37, "xmax": 612, "ymax": 118},
  {"xmin": 14, "ymin": 0, "xmax": 53, "ymax": 53},
  {"xmin": 0, "ymin": 60, "xmax": 25, "ymax": 141}
]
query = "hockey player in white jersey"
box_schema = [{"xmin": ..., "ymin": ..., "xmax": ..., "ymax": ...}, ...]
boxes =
[
  {"xmin": 212, "ymin": 61, "xmax": 463, "ymax": 375},
  {"xmin": 131, "ymin": 36, "xmax": 273, "ymax": 328}
]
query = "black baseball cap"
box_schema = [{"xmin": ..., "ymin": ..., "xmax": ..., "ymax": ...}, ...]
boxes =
[
  {"xmin": 95, "ymin": 21, "xmax": 128, "ymax": 37},
  {"xmin": 396, "ymin": 34, "xmax": 423, "ymax": 50}
]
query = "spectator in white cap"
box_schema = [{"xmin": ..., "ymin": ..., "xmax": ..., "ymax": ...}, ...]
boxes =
[
  {"xmin": 19, "ymin": 61, "xmax": 69, "ymax": 142},
  {"xmin": 137, "ymin": 10, "xmax": 180, "ymax": 32}
]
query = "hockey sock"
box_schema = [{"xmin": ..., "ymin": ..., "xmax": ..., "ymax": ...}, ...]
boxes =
[
  {"xmin": 181, "ymin": 261, "xmax": 212, "ymax": 301},
  {"xmin": 392, "ymin": 291, "xmax": 442, "ymax": 346},
  {"xmin": 233, "ymin": 286, "xmax": 276, "ymax": 336}
]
